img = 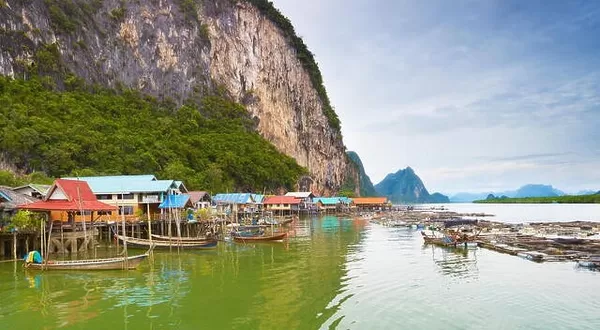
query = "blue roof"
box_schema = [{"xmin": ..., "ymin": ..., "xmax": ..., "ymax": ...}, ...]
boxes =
[
  {"xmin": 159, "ymin": 194, "xmax": 190, "ymax": 209},
  {"xmin": 0, "ymin": 191, "xmax": 12, "ymax": 201},
  {"xmin": 338, "ymin": 197, "xmax": 352, "ymax": 204},
  {"xmin": 62, "ymin": 175, "xmax": 178, "ymax": 194},
  {"xmin": 213, "ymin": 193, "xmax": 255, "ymax": 204},
  {"xmin": 314, "ymin": 197, "xmax": 340, "ymax": 205},
  {"xmin": 252, "ymin": 194, "xmax": 265, "ymax": 204}
]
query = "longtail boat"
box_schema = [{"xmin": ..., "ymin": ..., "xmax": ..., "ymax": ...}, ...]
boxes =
[
  {"xmin": 116, "ymin": 234, "xmax": 218, "ymax": 249},
  {"xmin": 150, "ymin": 234, "xmax": 211, "ymax": 242},
  {"xmin": 232, "ymin": 232, "xmax": 287, "ymax": 242},
  {"xmin": 24, "ymin": 248, "xmax": 152, "ymax": 271}
]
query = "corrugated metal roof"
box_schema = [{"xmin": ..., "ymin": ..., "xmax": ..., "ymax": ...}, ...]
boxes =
[
  {"xmin": 314, "ymin": 197, "xmax": 340, "ymax": 205},
  {"xmin": 353, "ymin": 197, "xmax": 388, "ymax": 205},
  {"xmin": 252, "ymin": 194, "xmax": 265, "ymax": 204},
  {"xmin": 263, "ymin": 196, "xmax": 300, "ymax": 205},
  {"xmin": 212, "ymin": 193, "xmax": 255, "ymax": 204},
  {"xmin": 159, "ymin": 194, "xmax": 191, "ymax": 209},
  {"xmin": 18, "ymin": 180, "xmax": 116, "ymax": 211},
  {"xmin": 338, "ymin": 197, "xmax": 352, "ymax": 204},
  {"xmin": 62, "ymin": 175, "xmax": 178, "ymax": 194},
  {"xmin": 188, "ymin": 191, "xmax": 210, "ymax": 204},
  {"xmin": 284, "ymin": 192, "xmax": 314, "ymax": 198}
]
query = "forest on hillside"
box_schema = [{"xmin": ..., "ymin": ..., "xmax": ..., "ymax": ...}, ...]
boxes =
[{"xmin": 0, "ymin": 76, "xmax": 306, "ymax": 192}]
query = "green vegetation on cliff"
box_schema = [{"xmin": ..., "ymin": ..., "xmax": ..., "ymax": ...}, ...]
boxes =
[
  {"xmin": 246, "ymin": 0, "xmax": 341, "ymax": 134},
  {"xmin": 0, "ymin": 76, "xmax": 306, "ymax": 192},
  {"xmin": 474, "ymin": 193, "xmax": 600, "ymax": 204},
  {"xmin": 375, "ymin": 167, "xmax": 449, "ymax": 204},
  {"xmin": 346, "ymin": 151, "xmax": 378, "ymax": 197}
]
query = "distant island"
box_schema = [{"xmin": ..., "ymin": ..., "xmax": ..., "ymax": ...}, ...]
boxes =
[
  {"xmin": 451, "ymin": 184, "xmax": 593, "ymax": 202},
  {"xmin": 375, "ymin": 167, "xmax": 449, "ymax": 204},
  {"xmin": 474, "ymin": 192, "xmax": 600, "ymax": 204}
]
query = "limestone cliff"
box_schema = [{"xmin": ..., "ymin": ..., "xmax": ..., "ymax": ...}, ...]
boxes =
[{"xmin": 0, "ymin": 0, "xmax": 353, "ymax": 194}]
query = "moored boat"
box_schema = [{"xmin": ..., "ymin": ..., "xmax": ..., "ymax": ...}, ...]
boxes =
[
  {"xmin": 24, "ymin": 248, "xmax": 151, "ymax": 271},
  {"xmin": 116, "ymin": 234, "xmax": 218, "ymax": 249},
  {"xmin": 232, "ymin": 232, "xmax": 287, "ymax": 242},
  {"xmin": 150, "ymin": 234, "xmax": 212, "ymax": 242}
]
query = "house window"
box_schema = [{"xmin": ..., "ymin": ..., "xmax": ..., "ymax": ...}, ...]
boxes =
[
  {"xmin": 118, "ymin": 206, "xmax": 134, "ymax": 215},
  {"xmin": 98, "ymin": 211, "xmax": 112, "ymax": 216},
  {"xmin": 117, "ymin": 194, "xmax": 134, "ymax": 200},
  {"xmin": 75, "ymin": 211, "xmax": 92, "ymax": 216},
  {"xmin": 97, "ymin": 194, "xmax": 112, "ymax": 200}
]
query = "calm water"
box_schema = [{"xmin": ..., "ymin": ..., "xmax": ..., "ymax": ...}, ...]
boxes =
[
  {"xmin": 427, "ymin": 203, "xmax": 600, "ymax": 223},
  {"xmin": 1, "ymin": 215, "xmax": 600, "ymax": 329}
]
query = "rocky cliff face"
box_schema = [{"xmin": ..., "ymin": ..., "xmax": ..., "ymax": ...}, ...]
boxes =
[{"xmin": 0, "ymin": 0, "xmax": 350, "ymax": 194}]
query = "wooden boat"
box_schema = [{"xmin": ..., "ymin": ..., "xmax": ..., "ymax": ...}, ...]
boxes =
[
  {"xmin": 232, "ymin": 232, "xmax": 287, "ymax": 242},
  {"xmin": 24, "ymin": 248, "xmax": 151, "ymax": 271},
  {"xmin": 421, "ymin": 231, "xmax": 477, "ymax": 248},
  {"xmin": 150, "ymin": 234, "xmax": 211, "ymax": 242},
  {"xmin": 552, "ymin": 237, "xmax": 585, "ymax": 245},
  {"xmin": 116, "ymin": 234, "xmax": 218, "ymax": 249}
]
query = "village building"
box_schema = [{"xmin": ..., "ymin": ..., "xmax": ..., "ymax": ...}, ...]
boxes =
[
  {"xmin": 351, "ymin": 197, "xmax": 391, "ymax": 211},
  {"xmin": 12, "ymin": 184, "xmax": 51, "ymax": 199},
  {"xmin": 61, "ymin": 175, "xmax": 186, "ymax": 222},
  {"xmin": 284, "ymin": 192, "xmax": 315, "ymax": 211},
  {"xmin": 262, "ymin": 196, "xmax": 301, "ymax": 215},
  {"xmin": 17, "ymin": 179, "xmax": 116, "ymax": 254},
  {"xmin": 187, "ymin": 191, "xmax": 212, "ymax": 209},
  {"xmin": 0, "ymin": 186, "xmax": 37, "ymax": 223},
  {"xmin": 212, "ymin": 193, "xmax": 262, "ymax": 217},
  {"xmin": 313, "ymin": 197, "xmax": 341, "ymax": 213}
]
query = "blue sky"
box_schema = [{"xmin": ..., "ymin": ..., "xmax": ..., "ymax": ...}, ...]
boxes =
[{"xmin": 272, "ymin": 0, "xmax": 600, "ymax": 195}]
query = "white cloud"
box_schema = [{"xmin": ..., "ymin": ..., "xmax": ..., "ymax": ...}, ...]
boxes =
[{"xmin": 273, "ymin": 0, "xmax": 600, "ymax": 193}]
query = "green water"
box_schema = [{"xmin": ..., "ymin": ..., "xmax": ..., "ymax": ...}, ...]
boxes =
[{"xmin": 1, "ymin": 216, "xmax": 599, "ymax": 329}]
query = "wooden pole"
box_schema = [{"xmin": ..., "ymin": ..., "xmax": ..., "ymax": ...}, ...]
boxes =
[
  {"xmin": 76, "ymin": 185, "xmax": 87, "ymax": 252},
  {"xmin": 147, "ymin": 203, "xmax": 152, "ymax": 242},
  {"xmin": 120, "ymin": 193, "xmax": 128, "ymax": 269},
  {"xmin": 12, "ymin": 232, "xmax": 16, "ymax": 260}
]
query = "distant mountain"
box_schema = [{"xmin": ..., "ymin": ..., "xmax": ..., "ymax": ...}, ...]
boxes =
[
  {"xmin": 450, "ymin": 184, "xmax": 565, "ymax": 202},
  {"xmin": 375, "ymin": 167, "xmax": 449, "ymax": 203},
  {"xmin": 346, "ymin": 151, "xmax": 378, "ymax": 196},
  {"xmin": 514, "ymin": 184, "xmax": 564, "ymax": 198},
  {"xmin": 576, "ymin": 190, "xmax": 597, "ymax": 196}
]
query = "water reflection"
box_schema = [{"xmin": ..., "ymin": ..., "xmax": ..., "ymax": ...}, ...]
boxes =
[
  {"xmin": 424, "ymin": 244, "xmax": 479, "ymax": 280},
  {"xmin": 2, "ymin": 216, "xmax": 366, "ymax": 329}
]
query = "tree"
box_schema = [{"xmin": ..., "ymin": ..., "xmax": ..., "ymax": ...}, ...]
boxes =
[{"xmin": 8, "ymin": 210, "xmax": 42, "ymax": 232}]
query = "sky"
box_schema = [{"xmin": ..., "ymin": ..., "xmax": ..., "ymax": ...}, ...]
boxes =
[{"xmin": 272, "ymin": 0, "xmax": 600, "ymax": 195}]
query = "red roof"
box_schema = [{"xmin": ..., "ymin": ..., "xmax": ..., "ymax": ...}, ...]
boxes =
[
  {"xmin": 18, "ymin": 179, "xmax": 116, "ymax": 211},
  {"xmin": 263, "ymin": 196, "xmax": 301, "ymax": 205}
]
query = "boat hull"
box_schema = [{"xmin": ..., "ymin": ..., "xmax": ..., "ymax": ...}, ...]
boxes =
[
  {"xmin": 233, "ymin": 232, "xmax": 287, "ymax": 242},
  {"xmin": 116, "ymin": 235, "xmax": 217, "ymax": 249},
  {"xmin": 150, "ymin": 234, "xmax": 211, "ymax": 242},
  {"xmin": 24, "ymin": 253, "xmax": 148, "ymax": 271}
]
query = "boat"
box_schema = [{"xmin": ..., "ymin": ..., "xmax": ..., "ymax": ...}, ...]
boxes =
[
  {"xmin": 115, "ymin": 234, "xmax": 218, "ymax": 249},
  {"xmin": 24, "ymin": 248, "xmax": 152, "ymax": 271},
  {"xmin": 150, "ymin": 234, "xmax": 212, "ymax": 242},
  {"xmin": 576, "ymin": 257, "xmax": 600, "ymax": 269},
  {"xmin": 232, "ymin": 232, "xmax": 287, "ymax": 242},
  {"xmin": 421, "ymin": 231, "xmax": 478, "ymax": 248},
  {"xmin": 552, "ymin": 237, "xmax": 585, "ymax": 245}
]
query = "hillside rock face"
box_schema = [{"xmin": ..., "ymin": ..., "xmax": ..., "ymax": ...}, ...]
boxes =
[
  {"xmin": 346, "ymin": 151, "xmax": 377, "ymax": 197},
  {"xmin": 0, "ymin": 0, "xmax": 349, "ymax": 194},
  {"xmin": 375, "ymin": 167, "xmax": 449, "ymax": 204}
]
